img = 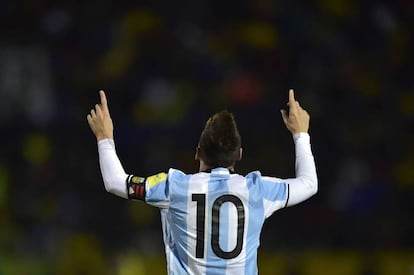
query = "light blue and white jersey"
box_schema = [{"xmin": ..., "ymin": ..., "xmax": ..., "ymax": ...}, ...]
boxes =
[
  {"xmin": 141, "ymin": 167, "xmax": 288, "ymax": 275},
  {"xmin": 98, "ymin": 134, "xmax": 316, "ymax": 274}
]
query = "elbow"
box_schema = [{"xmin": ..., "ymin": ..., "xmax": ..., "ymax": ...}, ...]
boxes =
[
  {"xmin": 311, "ymin": 182, "xmax": 318, "ymax": 196},
  {"xmin": 310, "ymin": 177, "xmax": 318, "ymax": 196},
  {"xmin": 104, "ymin": 180, "xmax": 116, "ymax": 194},
  {"xmin": 300, "ymin": 175, "xmax": 318, "ymax": 196},
  {"xmin": 102, "ymin": 173, "xmax": 128, "ymax": 198},
  {"xmin": 103, "ymin": 176, "xmax": 121, "ymax": 195}
]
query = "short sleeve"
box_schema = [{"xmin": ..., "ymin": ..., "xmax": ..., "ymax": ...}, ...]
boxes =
[
  {"xmin": 145, "ymin": 172, "xmax": 170, "ymax": 208},
  {"xmin": 260, "ymin": 176, "xmax": 289, "ymax": 218},
  {"xmin": 126, "ymin": 171, "xmax": 170, "ymax": 208}
]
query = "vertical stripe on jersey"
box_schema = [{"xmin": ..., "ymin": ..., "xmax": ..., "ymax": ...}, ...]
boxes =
[
  {"xmin": 187, "ymin": 173, "xmax": 210, "ymax": 274},
  {"xmin": 160, "ymin": 210, "xmax": 173, "ymax": 274},
  {"xmin": 166, "ymin": 169, "xmax": 191, "ymax": 274},
  {"xmin": 226, "ymin": 174, "xmax": 250, "ymax": 275},
  {"xmin": 205, "ymin": 169, "xmax": 229, "ymax": 275},
  {"xmin": 244, "ymin": 173, "xmax": 265, "ymax": 275}
]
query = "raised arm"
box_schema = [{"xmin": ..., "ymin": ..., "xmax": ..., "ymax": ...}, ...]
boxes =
[
  {"xmin": 280, "ymin": 89, "xmax": 318, "ymax": 206},
  {"xmin": 87, "ymin": 91, "xmax": 128, "ymax": 198}
]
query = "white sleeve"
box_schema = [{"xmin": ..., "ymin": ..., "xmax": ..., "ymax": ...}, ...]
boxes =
[
  {"xmin": 283, "ymin": 133, "xmax": 318, "ymax": 207},
  {"xmin": 97, "ymin": 139, "xmax": 128, "ymax": 199}
]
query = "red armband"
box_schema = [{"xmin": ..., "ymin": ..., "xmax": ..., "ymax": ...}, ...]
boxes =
[{"xmin": 126, "ymin": 175, "xmax": 146, "ymax": 201}]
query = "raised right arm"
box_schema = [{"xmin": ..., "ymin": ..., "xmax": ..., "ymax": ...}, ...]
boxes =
[
  {"xmin": 283, "ymin": 132, "xmax": 317, "ymax": 206},
  {"xmin": 280, "ymin": 89, "xmax": 318, "ymax": 206}
]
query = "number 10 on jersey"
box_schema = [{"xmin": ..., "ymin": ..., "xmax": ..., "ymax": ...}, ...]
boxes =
[{"xmin": 192, "ymin": 194, "xmax": 245, "ymax": 259}]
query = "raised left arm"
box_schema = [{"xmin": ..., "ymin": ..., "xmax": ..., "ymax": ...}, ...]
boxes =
[{"xmin": 98, "ymin": 138, "xmax": 128, "ymax": 198}]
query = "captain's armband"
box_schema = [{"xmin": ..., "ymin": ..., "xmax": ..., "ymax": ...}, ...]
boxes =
[{"xmin": 126, "ymin": 175, "xmax": 146, "ymax": 201}]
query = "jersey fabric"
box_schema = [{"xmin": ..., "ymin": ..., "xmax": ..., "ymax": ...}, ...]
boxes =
[{"xmin": 129, "ymin": 167, "xmax": 288, "ymax": 275}]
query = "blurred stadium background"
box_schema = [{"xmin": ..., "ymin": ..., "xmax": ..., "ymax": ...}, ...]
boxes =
[{"xmin": 0, "ymin": 0, "xmax": 413, "ymax": 274}]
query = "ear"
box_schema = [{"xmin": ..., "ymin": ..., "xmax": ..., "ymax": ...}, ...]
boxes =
[
  {"xmin": 238, "ymin": 148, "xmax": 243, "ymax": 161},
  {"xmin": 195, "ymin": 146, "xmax": 201, "ymax": 160}
]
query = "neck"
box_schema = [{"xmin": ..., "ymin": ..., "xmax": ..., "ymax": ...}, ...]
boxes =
[
  {"xmin": 198, "ymin": 160, "xmax": 209, "ymax": 172},
  {"xmin": 198, "ymin": 161, "xmax": 235, "ymax": 173}
]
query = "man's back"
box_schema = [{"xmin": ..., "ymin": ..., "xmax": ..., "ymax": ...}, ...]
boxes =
[{"xmin": 146, "ymin": 167, "xmax": 289, "ymax": 274}]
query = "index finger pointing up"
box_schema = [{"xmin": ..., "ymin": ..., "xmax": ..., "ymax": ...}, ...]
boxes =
[
  {"xmin": 99, "ymin": 90, "xmax": 109, "ymax": 112},
  {"xmin": 289, "ymin": 89, "xmax": 295, "ymax": 103}
]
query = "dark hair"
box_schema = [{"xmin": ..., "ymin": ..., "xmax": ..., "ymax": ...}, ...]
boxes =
[{"xmin": 198, "ymin": 110, "xmax": 241, "ymax": 167}]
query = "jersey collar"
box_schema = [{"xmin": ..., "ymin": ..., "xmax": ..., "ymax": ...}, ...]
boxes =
[{"xmin": 201, "ymin": 167, "xmax": 234, "ymax": 174}]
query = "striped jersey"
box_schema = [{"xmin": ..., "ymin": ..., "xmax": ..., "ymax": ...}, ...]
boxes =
[{"xmin": 127, "ymin": 167, "xmax": 289, "ymax": 275}]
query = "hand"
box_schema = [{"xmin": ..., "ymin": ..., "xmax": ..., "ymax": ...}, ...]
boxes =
[
  {"xmin": 87, "ymin": 90, "xmax": 114, "ymax": 141},
  {"xmin": 280, "ymin": 89, "xmax": 310, "ymax": 134}
]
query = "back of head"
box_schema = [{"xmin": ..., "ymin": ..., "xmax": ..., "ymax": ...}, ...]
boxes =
[{"xmin": 198, "ymin": 110, "xmax": 241, "ymax": 168}]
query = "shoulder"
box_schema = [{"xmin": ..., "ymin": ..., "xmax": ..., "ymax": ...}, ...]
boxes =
[
  {"xmin": 167, "ymin": 168, "xmax": 190, "ymax": 177},
  {"xmin": 245, "ymin": 170, "xmax": 261, "ymax": 178},
  {"xmin": 244, "ymin": 171, "xmax": 284, "ymax": 185},
  {"xmin": 145, "ymin": 169, "xmax": 188, "ymax": 189},
  {"xmin": 166, "ymin": 168, "xmax": 197, "ymax": 183}
]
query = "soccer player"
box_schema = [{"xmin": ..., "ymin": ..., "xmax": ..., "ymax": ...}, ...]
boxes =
[{"xmin": 87, "ymin": 89, "xmax": 317, "ymax": 275}]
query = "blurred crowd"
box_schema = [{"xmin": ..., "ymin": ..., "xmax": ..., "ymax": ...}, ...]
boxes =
[{"xmin": 0, "ymin": 0, "xmax": 413, "ymax": 273}]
